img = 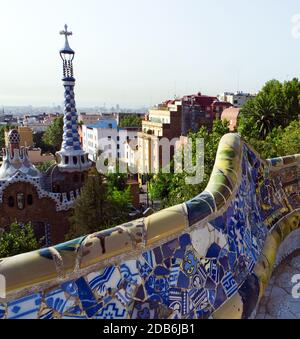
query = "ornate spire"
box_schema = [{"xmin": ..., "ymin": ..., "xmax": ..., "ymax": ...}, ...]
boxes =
[
  {"xmin": 0, "ymin": 129, "xmax": 40, "ymax": 180},
  {"xmin": 56, "ymin": 25, "xmax": 91, "ymax": 173}
]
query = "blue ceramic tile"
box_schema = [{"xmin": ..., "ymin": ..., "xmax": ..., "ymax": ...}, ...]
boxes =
[
  {"xmin": 115, "ymin": 289, "xmax": 131, "ymax": 306},
  {"xmin": 120, "ymin": 261, "xmax": 141, "ymax": 285},
  {"xmin": 206, "ymin": 243, "xmax": 221, "ymax": 258},
  {"xmin": 137, "ymin": 259, "xmax": 152, "ymax": 280},
  {"xmin": 45, "ymin": 288, "xmax": 76, "ymax": 314},
  {"xmin": 209, "ymin": 259, "xmax": 219, "ymax": 283},
  {"xmin": 214, "ymin": 285, "xmax": 227, "ymax": 309},
  {"xmin": 145, "ymin": 275, "xmax": 169, "ymax": 304},
  {"xmin": 210, "ymin": 215, "xmax": 226, "ymax": 232},
  {"xmin": 40, "ymin": 309, "xmax": 54, "ymax": 319},
  {"xmin": 179, "ymin": 234, "xmax": 191, "ymax": 248},
  {"xmin": 177, "ymin": 271, "xmax": 190, "ymax": 289},
  {"xmin": 188, "ymin": 288, "xmax": 207, "ymax": 309},
  {"xmin": 88, "ymin": 266, "xmax": 121, "ymax": 297},
  {"xmin": 164, "ymin": 258, "xmax": 172, "ymax": 268},
  {"xmin": 154, "ymin": 266, "xmax": 170, "ymax": 276},
  {"xmin": 0, "ymin": 304, "xmax": 5, "ymax": 319},
  {"xmin": 205, "ymin": 276, "xmax": 216, "ymax": 290},
  {"xmin": 142, "ymin": 250, "xmax": 156, "ymax": 268},
  {"xmin": 174, "ymin": 248, "xmax": 185, "ymax": 260},
  {"xmin": 221, "ymin": 272, "xmax": 238, "ymax": 298},
  {"xmin": 95, "ymin": 299, "xmax": 126, "ymax": 319},
  {"xmin": 153, "ymin": 247, "xmax": 163, "ymax": 265},
  {"xmin": 207, "ymin": 288, "xmax": 216, "ymax": 308},
  {"xmin": 135, "ymin": 285, "xmax": 146, "ymax": 301},
  {"xmin": 168, "ymin": 265, "xmax": 180, "ymax": 287},
  {"xmin": 75, "ymin": 277, "xmax": 101, "ymax": 317},
  {"xmin": 61, "ymin": 280, "xmax": 78, "ymax": 297},
  {"xmin": 131, "ymin": 301, "xmax": 159, "ymax": 319},
  {"xmin": 8, "ymin": 293, "xmax": 42, "ymax": 319},
  {"xmin": 182, "ymin": 251, "xmax": 198, "ymax": 276}
]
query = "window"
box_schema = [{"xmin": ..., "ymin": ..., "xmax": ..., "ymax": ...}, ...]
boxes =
[
  {"xmin": 73, "ymin": 156, "xmax": 78, "ymax": 165},
  {"xmin": 27, "ymin": 194, "xmax": 33, "ymax": 205},
  {"xmin": 117, "ymin": 136, "xmax": 120, "ymax": 141},
  {"xmin": 8, "ymin": 196, "xmax": 14, "ymax": 208},
  {"xmin": 65, "ymin": 156, "xmax": 69, "ymax": 164},
  {"xmin": 117, "ymin": 144, "xmax": 120, "ymax": 150},
  {"xmin": 108, "ymin": 136, "xmax": 111, "ymax": 140},
  {"xmin": 17, "ymin": 193, "xmax": 25, "ymax": 210}
]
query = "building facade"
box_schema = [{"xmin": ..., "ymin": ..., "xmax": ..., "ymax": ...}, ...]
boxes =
[
  {"xmin": 137, "ymin": 92, "xmax": 232, "ymax": 180},
  {"xmin": 82, "ymin": 119, "xmax": 139, "ymax": 166},
  {"xmin": 218, "ymin": 91, "xmax": 256, "ymax": 108}
]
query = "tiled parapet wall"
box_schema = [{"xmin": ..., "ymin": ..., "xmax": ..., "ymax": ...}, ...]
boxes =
[{"xmin": 1, "ymin": 133, "xmax": 300, "ymax": 319}]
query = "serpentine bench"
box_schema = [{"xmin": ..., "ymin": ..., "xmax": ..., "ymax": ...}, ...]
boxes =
[{"xmin": 0, "ymin": 133, "xmax": 300, "ymax": 319}]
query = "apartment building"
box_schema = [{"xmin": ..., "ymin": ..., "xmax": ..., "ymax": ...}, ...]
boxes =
[
  {"xmin": 82, "ymin": 119, "xmax": 140, "ymax": 167},
  {"xmin": 137, "ymin": 92, "xmax": 232, "ymax": 181},
  {"xmin": 218, "ymin": 91, "xmax": 256, "ymax": 108}
]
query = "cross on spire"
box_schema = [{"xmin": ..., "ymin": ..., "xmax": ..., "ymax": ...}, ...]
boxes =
[
  {"xmin": 59, "ymin": 24, "xmax": 74, "ymax": 56},
  {"xmin": 60, "ymin": 24, "xmax": 72, "ymax": 39}
]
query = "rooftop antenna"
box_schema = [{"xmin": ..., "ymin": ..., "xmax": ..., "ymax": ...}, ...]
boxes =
[{"xmin": 237, "ymin": 70, "xmax": 240, "ymax": 93}]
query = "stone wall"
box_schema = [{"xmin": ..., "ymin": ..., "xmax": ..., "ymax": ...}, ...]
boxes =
[{"xmin": 0, "ymin": 133, "xmax": 300, "ymax": 319}]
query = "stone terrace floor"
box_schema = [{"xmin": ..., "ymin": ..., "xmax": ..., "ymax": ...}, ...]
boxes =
[{"xmin": 256, "ymin": 250, "xmax": 300, "ymax": 319}]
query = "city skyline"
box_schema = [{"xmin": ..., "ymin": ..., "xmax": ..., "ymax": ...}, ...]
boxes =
[{"xmin": 0, "ymin": 0, "xmax": 300, "ymax": 107}]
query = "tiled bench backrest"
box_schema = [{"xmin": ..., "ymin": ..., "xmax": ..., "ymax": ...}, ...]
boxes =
[{"xmin": 1, "ymin": 133, "xmax": 300, "ymax": 319}]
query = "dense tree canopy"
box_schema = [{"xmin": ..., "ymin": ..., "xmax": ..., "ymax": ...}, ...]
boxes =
[
  {"xmin": 238, "ymin": 78, "xmax": 300, "ymax": 159},
  {"xmin": 67, "ymin": 171, "xmax": 132, "ymax": 239},
  {"xmin": 0, "ymin": 222, "xmax": 40, "ymax": 258},
  {"xmin": 149, "ymin": 120, "xmax": 230, "ymax": 208},
  {"xmin": 118, "ymin": 115, "xmax": 142, "ymax": 128},
  {"xmin": 33, "ymin": 131, "xmax": 56, "ymax": 155},
  {"xmin": 43, "ymin": 116, "xmax": 64, "ymax": 154},
  {"xmin": 238, "ymin": 78, "xmax": 300, "ymax": 141}
]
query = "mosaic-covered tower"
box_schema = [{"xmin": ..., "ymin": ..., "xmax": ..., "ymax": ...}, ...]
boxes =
[{"xmin": 56, "ymin": 25, "xmax": 91, "ymax": 173}]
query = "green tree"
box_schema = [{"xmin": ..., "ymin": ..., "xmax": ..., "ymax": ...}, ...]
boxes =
[
  {"xmin": 43, "ymin": 116, "xmax": 64, "ymax": 154},
  {"xmin": 0, "ymin": 125, "xmax": 17, "ymax": 149},
  {"xmin": 238, "ymin": 78, "xmax": 300, "ymax": 141},
  {"xmin": 67, "ymin": 172, "xmax": 132, "ymax": 239},
  {"xmin": 33, "ymin": 131, "xmax": 55, "ymax": 154},
  {"xmin": 149, "ymin": 120, "xmax": 230, "ymax": 208},
  {"xmin": 0, "ymin": 222, "xmax": 39, "ymax": 258},
  {"xmin": 239, "ymin": 93, "xmax": 277, "ymax": 139},
  {"xmin": 0, "ymin": 126, "xmax": 6, "ymax": 149},
  {"xmin": 35, "ymin": 160, "xmax": 56, "ymax": 173},
  {"xmin": 119, "ymin": 115, "xmax": 142, "ymax": 128},
  {"xmin": 256, "ymin": 121, "xmax": 300, "ymax": 159}
]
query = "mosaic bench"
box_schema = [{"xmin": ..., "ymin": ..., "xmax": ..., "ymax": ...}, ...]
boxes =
[{"xmin": 0, "ymin": 133, "xmax": 300, "ymax": 319}]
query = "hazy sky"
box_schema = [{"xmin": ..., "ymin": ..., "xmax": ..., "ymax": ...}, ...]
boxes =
[{"xmin": 0, "ymin": 0, "xmax": 300, "ymax": 107}]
